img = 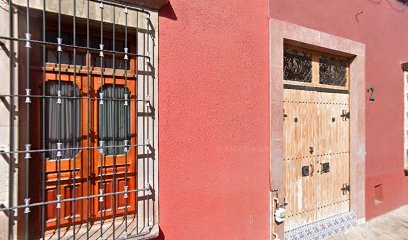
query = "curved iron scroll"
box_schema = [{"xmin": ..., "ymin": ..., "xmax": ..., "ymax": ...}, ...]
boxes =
[
  {"xmin": 283, "ymin": 48, "xmax": 312, "ymax": 83},
  {"xmin": 319, "ymin": 56, "xmax": 347, "ymax": 86}
]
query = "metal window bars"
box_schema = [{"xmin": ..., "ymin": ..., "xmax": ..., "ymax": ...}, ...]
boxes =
[{"xmin": 0, "ymin": 0, "xmax": 157, "ymax": 239}]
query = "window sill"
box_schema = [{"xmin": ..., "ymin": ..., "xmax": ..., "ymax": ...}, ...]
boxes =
[{"xmin": 137, "ymin": 224, "xmax": 159, "ymax": 240}]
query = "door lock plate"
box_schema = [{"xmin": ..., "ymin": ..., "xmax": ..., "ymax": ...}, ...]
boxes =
[
  {"xmin": 302, "ymin": 165, "xmax": 310, "ymax": 177},
  {"xmin": 321, "ymin": 162, "xmax": 330, "ymax": 173}
]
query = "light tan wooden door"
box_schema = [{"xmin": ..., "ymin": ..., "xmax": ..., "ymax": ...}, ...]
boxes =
[
  {"xmin": 283, "ymin": 89, "xmax": 350, "ymax": 231},
  {"xmin": 315, "ymin": 92, "xmax": 350, "ymax": 221}
]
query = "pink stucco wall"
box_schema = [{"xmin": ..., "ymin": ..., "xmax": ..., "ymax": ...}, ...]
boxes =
[
  {"xmin": 158, "ymin": 0, "xmax": 270, "ymax": 239},
  {"xmin": 157, "ymin": 0, "xmax": 408, "ymax": 239},
  {"xmin": 268, "ymin": 0, "xmax": 408, "ymax": 220}
]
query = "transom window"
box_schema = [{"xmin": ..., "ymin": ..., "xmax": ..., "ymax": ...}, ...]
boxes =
[
  {"xmin": 284, "ymin": 45, "xmax": 349, "ymax": 89},
  {"xmin": 46, "ymin": 30, "xmax": 131, "ymax": 70}
]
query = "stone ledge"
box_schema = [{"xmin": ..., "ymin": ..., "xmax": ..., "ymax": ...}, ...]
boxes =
[{"xmin": 124, "ymin": 0, "xmax": 169, "ymax": 9}]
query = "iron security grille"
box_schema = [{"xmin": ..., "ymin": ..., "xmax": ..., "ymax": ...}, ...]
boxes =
[{"xmin": 0, "ymin": 0, "xmax": 158, "ymax": 239}]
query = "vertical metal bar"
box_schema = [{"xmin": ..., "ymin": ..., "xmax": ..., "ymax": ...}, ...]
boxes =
[
  {"xmin": 124, "ymin": 6, "xmax": 129, "ymax": 237},
  {"xmin": 99, "ymin": 1, "xmax": 104, "ymax": 239},
  {"xmin": 24, "ymin": 0, "xmax": 31, "ymax": 238},
  {"xmin": 112, "ymin": 5, "xmax": 117, "ymax": 239},
  {"xmin": 142, "ymin": 12, "xmax": 147, "ymax": 230},
  {"xmin": 134, "ymin": 10, "xmax": 138, "ymax": 233},
  {"xmin": 41, "ymin": 0, "xmax": 46, "ymax": 238},
  {"xmin": 151, "ymin": 19, "xmax": 156, "ymax": 227},
  {"xmin": 72, "ymin": 0, "xmax": 77, "ymax": 238},
  {"xmin": 120, "ymin": 6, "xmax": 128, "ymax": 237},
  {"xmin": 146, "ymin": 15, "xmax": 150, "ymax": 228},
  {"xmin": 8, "ymin": 0, "xmax": 15, "ymax": 238},
  {"xmin": 86, "ymin": 0, "xmax": 91, "ymax": 237},
  {"xmin": 57, "ymin": 0, "xmax": 62, "ymax": 238}
]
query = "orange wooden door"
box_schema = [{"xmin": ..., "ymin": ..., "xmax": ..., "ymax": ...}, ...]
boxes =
[
  {"xmin": 91, "ymin": 75, "xmax": 137, "ymax": 220},
  {"xmin": 39, "ymin": 73, "xmax": 88, "ymax": 230},
  {"xmin": 34, "ymin": 71, "xmax": 137, "ymax": 230}
]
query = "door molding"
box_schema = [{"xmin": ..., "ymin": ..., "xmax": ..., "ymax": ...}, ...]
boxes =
[{"xmin": 269, "ymin": 18, "xmax": 366, "ymax": 238}]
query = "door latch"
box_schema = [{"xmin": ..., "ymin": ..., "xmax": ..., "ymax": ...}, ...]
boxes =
[
  {"xmin": 341, "ymin": 184, "xmax": 350, "ymax": 195},
  {"xmin": 309, "ymin": 146, "xmax": 314, "ymax": 154}
]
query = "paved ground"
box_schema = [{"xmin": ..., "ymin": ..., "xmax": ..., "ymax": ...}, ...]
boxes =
[{"xmin": 330, "ymin": 204, "xmax": 408, "ymax": 240}]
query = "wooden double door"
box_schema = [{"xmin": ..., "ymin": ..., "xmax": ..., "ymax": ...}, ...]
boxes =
[
  {"xmin": 283, "ymin": 88, "xmax": 350, "ymax": 231},
  {"xmin": 30, "ymin": 71, "xmax": 138, "ymax": 231}
]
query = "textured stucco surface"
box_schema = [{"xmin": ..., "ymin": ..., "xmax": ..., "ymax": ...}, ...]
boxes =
[
  {"xmin": 269, "ymin": 0, "xmax": 408, "ymax": 220},
  {"xmin": 158, "ymin": 0, "xmax": 270, "ymax": 239}
]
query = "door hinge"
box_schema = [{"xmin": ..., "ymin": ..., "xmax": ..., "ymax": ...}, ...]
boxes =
[
  {"xmin": 341, "ymin": 110, "xmax": 350, "ymax": 121},
  {"xmin": 341, "ymin": 183, "xmax": 350, "ymax": 195}
]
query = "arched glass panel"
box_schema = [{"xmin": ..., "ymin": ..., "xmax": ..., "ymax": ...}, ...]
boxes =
[
  {"xmin": 45, "ymin": 81, "xmax": 81, "ymax": 159},
  {"xmin": 98, "ymin": 85, "xmax": 131, "ymax": 155}
]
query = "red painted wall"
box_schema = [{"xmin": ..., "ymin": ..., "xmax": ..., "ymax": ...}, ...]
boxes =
[
  {"xmin": 268, "ymin": 0, "xmax": 408, "ymax": 220},
  {"xmin": 157, "ymin": 0, "xmax": 408, "ymax": 238},
  {"xmin": 158, "ymin": 0, "xmax": 270, "ymax": 239}
]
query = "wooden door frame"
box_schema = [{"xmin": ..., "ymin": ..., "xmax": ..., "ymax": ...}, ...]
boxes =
[{"xmin": 269, "ymin": 18, "xmax": 366, "ymax": 239}]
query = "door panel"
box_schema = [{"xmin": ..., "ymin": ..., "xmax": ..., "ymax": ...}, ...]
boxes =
[
  {"xmin": 284, "ymin": 89, "xmax": 350, "ymax": 231},
  {"xmin": 92, "ymin": 76, "xmax": 137, "ymax": 219},
  {"xmin": 283, "ymin": 89, "xmax": 318, "ymax": 231},
  {"xmin": 315, "ymin": 92, "xmax": 350, "ymax": 222}
]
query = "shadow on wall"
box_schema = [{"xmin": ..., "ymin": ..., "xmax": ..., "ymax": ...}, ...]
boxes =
[
  {"xmin": 154, "ymin": 228, "xmax": 165, "ymax": 240},
  {"xmin": 159, "ymin": 2, "xmax": 177, "ymax": 20}
]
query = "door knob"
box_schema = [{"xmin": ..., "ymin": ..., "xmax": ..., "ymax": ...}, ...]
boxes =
[{"xmin": 309, "ymin": 146, "xmax": 314, "ymax": 154}]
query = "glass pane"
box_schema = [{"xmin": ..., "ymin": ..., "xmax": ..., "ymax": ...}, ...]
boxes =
[
  {"xmin": 319, "ymin": 55, "xmax": 347, "ymax": 86},
  {"xmin": 105, "ymin": 56, "xmax": 113, "ymax": 69},
  {"xmin": 98, "ymin": 85, "xmax": 131, "ymax": 155},
  {"xmin": 61, "ymin": 52, "xmax": 70, "ymax": 64},
  {"xmin": 91, "ymin": 37, "xmax": 100, "ymax": 49},
  {"xmin": 283, "ymin": 48, "xmax": 312, "ymax": 83},
  {"xmin": 46, "ymin": 30, "xmax": 58, "ymax": 43},
  {"xmin": 116, "ymin": 57, "xmax": 129, "ymax": 70},
  {"xmin": 116, "ymin": 40, "xmax": 125, "ymax": 51},
  {"xmin": 46, "ymin": 50, "xmax": 58, "ymax": 63},
  {"xmin": 72, "ymin": 53, "xmax": 84, "ymax": 66},
  {"xmin": 45, "ymin": 81, "xmax": 81, "ymax": 159},
  {"xmin": 76, "ymin": 35, "xmax": 87, "ymax": 47},
  {"xmin": 93, "ymin": 55, "xmax": 103, "ymax": 68}
]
